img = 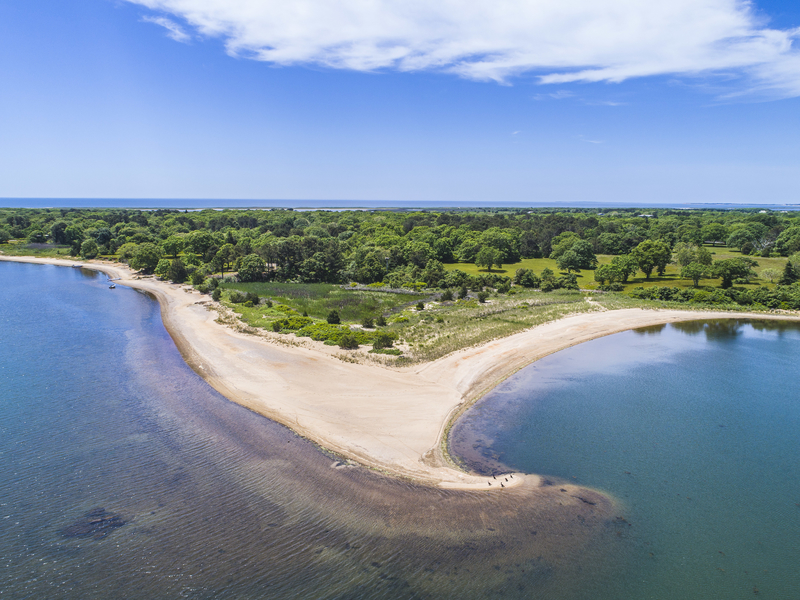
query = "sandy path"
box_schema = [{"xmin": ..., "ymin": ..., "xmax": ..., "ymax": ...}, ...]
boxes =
[{"xmin": 5, "ymin": 255, "xmax": 800, "ymax": 488}]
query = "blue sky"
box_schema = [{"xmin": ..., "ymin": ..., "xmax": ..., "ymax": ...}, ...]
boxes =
[{"xmin": 1, "ymin": 0, "xmax": 799, "ymax": 205}]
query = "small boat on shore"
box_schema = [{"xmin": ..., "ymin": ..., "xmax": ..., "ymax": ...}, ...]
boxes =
[{"xmin": 109, "ymin": 283, "xmax": 116, "ymax": 289}]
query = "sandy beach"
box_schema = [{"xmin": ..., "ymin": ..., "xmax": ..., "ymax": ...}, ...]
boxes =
[{"xmin": 5, "ymin": 254, "xmax": 800, "ymax": 489}]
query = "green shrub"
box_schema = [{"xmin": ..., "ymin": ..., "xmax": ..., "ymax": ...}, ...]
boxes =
[
  {"xmin": 338, "ymin": 333, "xmax": 359, "ymax": 349},
  {"xmin": 229, "ymin": 291, "xmax": 247, "ymax": 303},
  {"xmin": 477, "ymin": 291, "xmax": 489, "ymax": 303},
  {"xmin": 327, "ymin": 309, "xmax": 341, "ymax": 324},
  {"xmin": 372, "ymin": 331, "xmax": 396, "ymax": 349},
  {"xmin": 416, "ymin": 301, "xmax": 425, "ymax": 311},
  {"xmin": 245, "ymin": 291, "xmax": 260, "ymax": 305},
  {"xmin": 212, "ymin": 288, "xmax": 222, "ymax": 301},
  {"xmin": 361, "ymin": 316, "xmax": 375, "ymax": 328},
  {"xmin": 440, "ymin": 289, "xmax": 454, "ymax": 301},
  {"xmin": 376, "ymin": 315, "xmax": 387, "ymax": 326},
  {"xmin": 190, "ymin": 271, "xmax": 205, "ymax": 286},
  {"xmin": 271, "ymin": 315, "xmax": 314, "ymax": 331}
]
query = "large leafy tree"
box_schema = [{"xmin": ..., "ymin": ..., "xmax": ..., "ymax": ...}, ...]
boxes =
[
  {"xmin": 630, "ymin": 240, "xmax": 672, "ymax": 279},
  {"xmin": 475, "ymin": 246, "xmax": 503, "ymax": 272},
  {"xmin": 681, "ymin": 262, "xmax": 708, "ymax": 287},
  {"xmin": 129, "ymin": 243, "xmax": 163, "ymax": 273},
  {"xmin": 237, "ymin": 254, "xmax": 265, "ymax": 282},
  {"xmin": 712, "ymin": 257, "xmax": 759, "ymax": 288}
]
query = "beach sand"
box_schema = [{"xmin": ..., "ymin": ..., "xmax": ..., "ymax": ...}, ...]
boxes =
[{"xmin": 5, "ymin": 255, "xmax": 800, "ymax": 489}]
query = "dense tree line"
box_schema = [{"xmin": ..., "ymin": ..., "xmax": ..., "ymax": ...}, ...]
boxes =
[{"xmin": 2, "ymin": 207, "xmax": 799, "ymax": 290}]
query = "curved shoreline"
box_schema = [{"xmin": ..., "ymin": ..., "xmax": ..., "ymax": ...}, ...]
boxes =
[{"xmin": 6, "ymin": 254, "xmax": 800, "ymax": 490}]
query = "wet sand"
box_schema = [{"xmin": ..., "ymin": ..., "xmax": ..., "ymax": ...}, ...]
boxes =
[{"xmin": 4, "ymin": 255, "xmax": 800, "ymax": 489}]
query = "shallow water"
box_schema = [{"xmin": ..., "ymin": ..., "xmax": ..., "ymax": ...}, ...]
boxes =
[
  {"xmin": 0, "ymin": 262, "xmax": 623, "ymax": 599},
  {"xmin": 451, "ymin": 319, "xmax": 800, "ymax": 600}
]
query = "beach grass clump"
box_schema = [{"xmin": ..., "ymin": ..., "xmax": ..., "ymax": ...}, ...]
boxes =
[{"xmin": 369, "ymin": 348, "xmax": 403, "ymax": 355}]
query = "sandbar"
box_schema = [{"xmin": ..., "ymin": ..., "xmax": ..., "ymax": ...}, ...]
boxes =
[{"xmin": 5, "ymin": 255, "xmax": 800, "ymax": 488}]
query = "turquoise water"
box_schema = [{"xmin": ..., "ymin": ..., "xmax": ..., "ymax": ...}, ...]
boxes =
[
  {"xmin": 451, "ymin": 320, "xmax": 800, "ymax": 599},
  {"xmin": 0, "ymin": 262, "xmax": 624, "ymax": 599}
]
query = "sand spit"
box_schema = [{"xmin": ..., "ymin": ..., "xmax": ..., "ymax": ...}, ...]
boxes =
[{"xmin": 5, "ymin": 255, "xmax": 800, "ymax": 488}]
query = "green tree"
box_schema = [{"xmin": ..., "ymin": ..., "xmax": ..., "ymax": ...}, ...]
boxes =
[
  {"xmin": 594, "ymin": 263, "xmax": 622, "ymax": 285},
  {"xmin": 759, "ymin": 267, "xmax": 780, "ymax": 283},
  {"xmin": 775, "ymin": 226, "xmax": 800, "ymax": 256},
  {"xmin": 475, "ymin": 247, "xmax": 502, "ymax": 271},
  {"xmin": 326, "ymin": 310, "xmax": 341, "ymax": 324},
  {"xmin": 556, "ymin": 249, "xmax": 582, "ymax": 273},
  {"xmin": 548, "ymin": 232, "xmax": 581, "ymax": 260},
  {"xmin": 672, "ymin": 242, "xmax": 697, "ymax": 267},
  {"xmin": 80, "ymin": 239, "xmax": 99, "ymax": 259},
  {"xmin": 611, "ymin": 255, "xmax": 638, "ymax": 282},
  {"xmin": 681, "ymin": 262, "xmax": 707, "ymax": 287},
  {"xmin": 778, "ymin": 260, "xmax": 799, "ymax": 285},
  {"xmin": 630, "ymin": 240, "xmax": 671, "ymax": 279},
  {"xmin": 696, "ymin": 246, "xmax": 713, "ymax": 266},
  {"xmin": 701, "ymin": 223, "xmax": 727, "ymax": 246},
  {"xmin": 167, "ymin": 257, "xmax": 188, "ymax": 283},
  {"xmin": 712, "ymin": 257, "xmax": 759, "ymax": 288},
  {"xmin": 129, "ymin": 243, "xmax": 163, "ymax": 273},
  {"xmin": 237, "ymin": 254, "xmax": 266, "ymax": 282},
  {"xmin": 162, "ymin": 235, "xmax": 185, "ymax": 258},
  {"xmin": 154, "ymin": 258, "xmax": 172, "ymax": 279},
  {"xmin": 185, "ymin": 230, "xmax": 215, "ymax": 256}
]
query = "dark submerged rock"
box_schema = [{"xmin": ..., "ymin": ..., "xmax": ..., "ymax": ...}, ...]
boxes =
[{"xmin": 60, "ymin": 507, "xmax": 126, "ymax": 539}]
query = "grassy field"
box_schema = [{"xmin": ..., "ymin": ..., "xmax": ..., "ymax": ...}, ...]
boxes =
[
  {"xmin": 0, "ymin": 241, "xmax": 73, "ymax": 258},
  {"xmin": 220, "ymin": 281, "xmax": 420, "ymax": 322},
  {"xmin": 444, "ymin": 247, "xmax": 789, "ymax": 293}
]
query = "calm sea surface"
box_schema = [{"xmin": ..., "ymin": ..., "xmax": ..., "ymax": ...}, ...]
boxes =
[
  {"xmin": 2, "ymin": 262, "xmax": 798, "ymax": 599},
  {"xmin": 452, "ymin": 319, "xmax": 800, "ymax": 600},
  {"xmin": 0, "ymin": 262, "xmax": 623, "ymax": 599}
]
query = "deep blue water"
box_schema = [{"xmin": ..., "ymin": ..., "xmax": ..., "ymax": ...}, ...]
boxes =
[{"xmin": 452, "ymin": 320, "xmax": 800, "ymax": 600}]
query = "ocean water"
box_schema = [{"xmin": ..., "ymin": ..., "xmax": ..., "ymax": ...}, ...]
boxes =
[
  {"xmin": 0, "ymin": 262, "xmax": 624, "ymax": 600},
  {"xmin": 451, "ymin": 320, "xmax": 800, "ymax": 600}
]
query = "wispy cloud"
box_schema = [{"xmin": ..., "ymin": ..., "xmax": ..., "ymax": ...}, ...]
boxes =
[
  {"xmin": 128, "ymin": 1, "xmax": 800, "ymax": 97},
  {"xmin": 577, "ymin": 135, "xmax": 603, "ymax": 144},
  {"xmin": 143, "ymin": 16, "xmax": 190, "ymax": 43},
  {"xmin": 533, "ymin": 90, "xmax": 575, "ymax": 101}
]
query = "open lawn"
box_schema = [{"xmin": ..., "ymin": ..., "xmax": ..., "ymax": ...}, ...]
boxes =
[{"xmin": 444, "ymin": 247, "xmax": 789, "ymax": 293}]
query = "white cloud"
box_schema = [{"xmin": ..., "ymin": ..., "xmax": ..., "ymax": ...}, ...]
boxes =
[
  {"xmin": 143, "ymin": 16, "xmax": 191, "ymax": 43},
  {"xmin": 128, "ymin": 0, "xmax": 800, "ymax": 96},
  {"xmin": 577, "ymin": 135, "xmax": 603, "ymax": 144}
]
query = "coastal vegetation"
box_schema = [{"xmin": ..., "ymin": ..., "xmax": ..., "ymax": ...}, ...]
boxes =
[{"xmin": 2, "ymin": 206, "xmax": 800, "ymax": 357}]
